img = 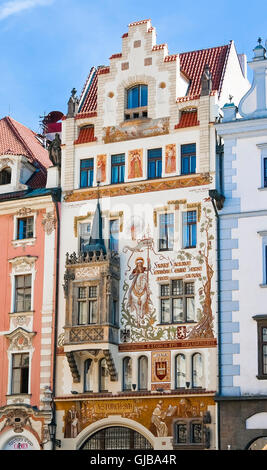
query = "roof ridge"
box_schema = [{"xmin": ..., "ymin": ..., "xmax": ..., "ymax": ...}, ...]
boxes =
[
  {"xmin": 5, "ymin": 116, "xmax": 35, "ymax": 161},
  {"xmin": 179, "ymin": 43, "xmax": 229, "ymax": 56}
]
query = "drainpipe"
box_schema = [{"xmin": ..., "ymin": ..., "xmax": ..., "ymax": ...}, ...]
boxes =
[
  {"xmin": 209, "ymin": 189, "xmax": 222, "ymax": 450},
  {"xmin": 51, "ymin": 189, "xmax": 61, "ymax": 450}
]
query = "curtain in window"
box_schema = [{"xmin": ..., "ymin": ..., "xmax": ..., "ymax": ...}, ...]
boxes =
[
  {"xmin": 192, "ymin": 353, "xmax": 203, "ymax": 387},
  {"xmin": 138, "ymin": 356, "xmax": 148, "ymax": 390},
  {"xmin": 84, "ymin": 359, "xmax": 92, "ymax": 392},
  {"xmin": 123, "ymin": 357, "xmax": 132, "ymax": 390}
]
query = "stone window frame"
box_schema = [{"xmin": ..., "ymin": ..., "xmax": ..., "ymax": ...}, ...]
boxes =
[
  {"xmin": 257, "ymin": 143, "xmax": 267, "ymax": 190},
  {"xmin": 12, "ymin": 208, "xmax": 37, "ymax": 248},
  {"xmin": 9, "ymin": 256, "xmax": 37, "ymax": 314},
  {"xmin": 116, "ymin": 75, "xmax": 156, "ymax": 124},
  {"xmin": 173, "ymin": 418, "xmax": 205, "ymax": 449},
  {"xmin": 253, "ymin": 314, "xmax": 267, "ymax": 380},
  {"xmin": 158, "ymin": 278, "xmax": 196, "ymax": 325},
  {"xmin": 257, "ymin": 230, "xmax": 267, "ymax": 287}
]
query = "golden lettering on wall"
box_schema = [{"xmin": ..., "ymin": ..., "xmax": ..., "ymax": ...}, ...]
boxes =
[{"xmin": 128, "ymin": 149, "xmax": 143, "ymax": 179}]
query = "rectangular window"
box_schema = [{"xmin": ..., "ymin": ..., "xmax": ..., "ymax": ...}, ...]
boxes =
[
  {"xmin": 109, "ymin": 219, "xmax": 119, "ymax": 252},
  {"xmin": 80, "ymin": 158, "xmax": 94, "ymax": 188},
  {"xmin": 111, "ymin": 154, "xmax": 125, "ymax": 184},
  {"xmin": 14, "ymin": 274, "xmax": 31, "ymax": 312},
  {"xmin": 17, "ymin": 217, "xmax": 34, "ymax": 240},
  {"xmin": 159, "ymin": 213, "xmax": 174, "ymax": 251},
  {"xmin": 175, "ymin": 420, "xmax": 204, "ymax": 447},
  {"xmin": 79, "ymin": 222, "xmax": 91, "ymax": 252},
  {"xmin": 11, "ymin": 353, "xmax": 29, "ymax": 394},
  {"xmin": 182, "ymin": 211, "xmax": 197, "ymax": 248},
  {"xmin": 176, "ymin": 423, "xmax": 187, "ymax": 444},
  {"xmin": 77, "ymin": 286, "xmax": 97, "ymax": 325},
  {"xmin": 160, "ymin": 280, "xmax": 195, "ymax": 324},
  {"xmin": 147, "ymin": 148, "xmax": 162, "ymax": 179},
  {"xmin": 181, "ymin": 144, "xmax": 196, "ymax": 175},
  {"xmin": 264, "ymin": 158, "xmax": 267, "ymax": 187}
]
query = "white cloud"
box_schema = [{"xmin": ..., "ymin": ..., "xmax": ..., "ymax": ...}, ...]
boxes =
[{"xmin": 0, "ymin": 0, "xmax": 53, "ymax": 20}]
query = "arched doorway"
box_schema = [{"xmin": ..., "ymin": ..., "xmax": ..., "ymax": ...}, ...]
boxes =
[
  {"xmin": 80, "ymin": 426, "xmax": 153, "ymax": 450},
  {"xmin": 247, "ymin": 436, "xmax": 267, "ymax": 450}
]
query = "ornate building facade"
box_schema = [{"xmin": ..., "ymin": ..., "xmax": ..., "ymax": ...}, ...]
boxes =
[
  {"xmin": 215, "ymin": 39, "xmax": 267, "ymax": 450},
  {"xmin": 54, "ymin": 19, "xmax": 250, "ymax": 450},
  {"xmin": 0, "ymin": 116, "xmax": 61, "ymax": 450}
]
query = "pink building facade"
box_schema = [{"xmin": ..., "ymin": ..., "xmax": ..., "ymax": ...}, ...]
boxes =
[{"xmin": 0, "ymin": 117, "xmax": 61, "ymax": 450}]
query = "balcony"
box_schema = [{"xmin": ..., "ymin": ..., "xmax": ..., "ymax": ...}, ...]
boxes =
[{"xmin": 64, "ymin": 324, "xmax": 119, "ymax": 345}]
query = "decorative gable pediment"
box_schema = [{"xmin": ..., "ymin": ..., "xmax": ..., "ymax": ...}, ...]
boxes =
[{"xmin": 5, "ymin": 327, "xmax": 36, "ymax": 351}]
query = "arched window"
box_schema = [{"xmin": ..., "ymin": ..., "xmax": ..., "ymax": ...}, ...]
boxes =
[
  {"xmin": 138, "ymin": 356, "xmax": 148, "ymax": 390},
  {"xmin": 125, "ymin": 84, "xmax": 148, "ymax": 120},
  {"xmin": 192, "ymin": 353, "xmax": 203, "ymax": 388},
  {"xmin": 84, "ymin": 358, "xmax": 92, "ymax": 392},
  {"xmin": 99, "ymin": 358, "xmax": 109, "ymax": 392},
  {"xmin": 0, "ymin": 167, "xmax": 11, "ymax": 185},
  {"xmin": 122, "ymin": 357, "xmax": 132, "ymax": 391},
  {"xmin": 175, "ymin": 354, "xmax": 186, "ymax": 388}
]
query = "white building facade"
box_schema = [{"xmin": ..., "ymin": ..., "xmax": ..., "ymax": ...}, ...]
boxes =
[
  {"xmin": 54, "ymin": 19, "xmax": 249, "ymax": 450},
  {"xmin": 215, "ymin": 39, "xmax": 267, "ymax": 450}
]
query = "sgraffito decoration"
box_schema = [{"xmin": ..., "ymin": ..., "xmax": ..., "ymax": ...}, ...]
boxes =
[
  {"xmin": 128, "ymin": 149, "xmax": 143, "ymax": 179},
  {"xmin": 121, "ymin": 200, "xmax": 215, "ymax": 342},
  {"xmin": 165, "ymin": 144, "xmax": 176, "ymax": 174}
]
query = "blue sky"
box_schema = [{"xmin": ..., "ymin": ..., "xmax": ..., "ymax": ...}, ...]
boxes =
[{"xmin": 0, "ymin": 0, "xmax": 266, "ymax": 132}]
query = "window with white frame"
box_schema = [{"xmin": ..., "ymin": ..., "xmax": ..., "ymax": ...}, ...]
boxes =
[
  {"xmin": 160, "ymin": 279, "xmax": 195, "ymax": 324},
  {"xmin": 192, "ymin": 353, "xmax": 203, "ymax": 388},
  {"xmin": 11, "ymin": 353, "xmax": 29, "ymax": 394},
  {"xmin": 159, "ymin": 212, "xmax": 174, "ymax": 251},
  {"xmin": 122, "ymin": 357, "xmax": 132, "ymax": 391},
  {"xmin": 14, "ymin": 274, "xmax": 32, "ymax": 313},
  {"xmin": 84, "ymin": 358, "xmax": 92, "ymax": 392},
  {"xmin": 16, "ymin": 217, "xmax": 34, "ymax": 240},
  {"xmin": 182, "ymin": 211, "xmax": 197, "ymax": 248},
  {"xmin": 175, "ymin": 354, "xmax": 186, "ymax": 388},
  {"xmin": 138, "ymin": 356, "xmax": 148, "ymax": 390}
]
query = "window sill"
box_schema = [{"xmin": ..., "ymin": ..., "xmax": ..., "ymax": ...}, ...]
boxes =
[
  {"xmin": 256, "ymin": 375, "xmax": 267, "ymax": 380},
  {"xmin": 12, "ymin": 237, "xmax": 36, "ymax": 247},
  {"xmin": 9, "ymin": 310, "xmax": 34, "ymax": 316},
  {"xmin": 258, "ymin": 187, "xmax": 267, "ymax": 191},
  {"xmin": 260, "ymin": 284, "xmax": 267, "ymax": 288},
  {"xmin": 158, "ymin": 321, "xmax": 197, "ymax": 326}
]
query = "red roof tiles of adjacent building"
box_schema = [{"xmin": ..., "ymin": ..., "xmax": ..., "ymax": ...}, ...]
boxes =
[
  {"xmin": 76, "ymin": 42, "xmax": 231, "ymax": 116},
  {"xmin": 174, "ymin": 110, "xmax": 199, "ymax": 129},
  {"xmin": 0, "ymin": 116, "xmax": 51, "ymax": 188}
]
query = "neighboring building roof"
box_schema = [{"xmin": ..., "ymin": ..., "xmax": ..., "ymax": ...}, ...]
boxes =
[
  {"xmin": 0, "ymin": 116, "xmax": 52, "ymax": 188},
  {"xmin": 77, "ymin": 43, "xmax": 231, "ymax": 116}
]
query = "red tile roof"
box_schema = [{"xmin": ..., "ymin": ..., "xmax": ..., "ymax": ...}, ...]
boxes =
[
  {"xmin": 174, "ymin": 110, "xmax": 199, "ymax": 129},
  {"xmin": 74, "ymin": 126, "xmax": 97, "ymax": 144},
  {"xmin": 76, "ymin": 42, "xmax": 231, "ymax": 117},
  {"xmin": 0, "ymin": 116, "xmax": 51, "ymax": 188}
]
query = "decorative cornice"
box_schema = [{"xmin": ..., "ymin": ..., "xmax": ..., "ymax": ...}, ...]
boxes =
[{"xmin": 64, "ymin": 173, "xmax": 212, "ymax": 203}]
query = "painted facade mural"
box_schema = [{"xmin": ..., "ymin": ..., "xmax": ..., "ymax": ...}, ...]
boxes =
[
  {"xmin": 61, "ymin": 396, "xmax": 214, "ymax": 439},
  {"xmin": 96, "ymin": 154, "xmax": 107, "ymax": 183},
  {"xmin": 121, "ymin": 201, "xmax": 215, "ymax": 343},
  {"xmin": 165, "ymin": 144, "xmax": 176, "ymax": 174},
  {"xmin": 128, "ymin": 149, "xmax": 143, "ymax": 179},
  {"xmin": 103, "ymin": 117, "xmax": 169, "ymax": 144}
]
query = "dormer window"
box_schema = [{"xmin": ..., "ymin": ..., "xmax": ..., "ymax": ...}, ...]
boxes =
[
  {"xmin": 125, "ymin": 84, "xmax": 148, "ymax": 120},
  {"xmin": 0, "ymin": 167, "xmax": 11, "ymax": 185}
]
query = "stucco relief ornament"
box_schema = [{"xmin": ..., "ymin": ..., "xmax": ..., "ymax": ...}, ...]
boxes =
[
  {"xmin": 1, "ymin": 409, "xmax": 32, "ymax": 433},
  {"xmin": 42, "ymin": 212, "xmax": 56, "ymax": 235},
  {"xmin": 6, "ymin": 328, "xmax": 36, "ymax": 351},
  {"xmin": 0, "ymin": 157, "xmax": 13, "ymax": 169},
  {"xmin": 16, "ymin": 207, "xmax": 32, "ymax": 217}
]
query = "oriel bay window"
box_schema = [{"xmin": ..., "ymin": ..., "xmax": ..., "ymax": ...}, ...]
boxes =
[
  {"xmin": 160, "ymin": 280, "xmax": 195, "ymax": 324},
  {"xmin": 73, "ymin": 285, "xmax": 98, "ymax": 325}
]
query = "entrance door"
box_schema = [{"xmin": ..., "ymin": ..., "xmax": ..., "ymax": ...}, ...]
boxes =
[{"xmin": 80, "ymin": 426, "xmax": 153, "ymax": 450}]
